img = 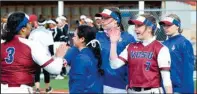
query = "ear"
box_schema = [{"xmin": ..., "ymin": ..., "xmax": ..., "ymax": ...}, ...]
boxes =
[
  {"xmin": 79, "ymin": 37, "xmax": 85, "ymax": 43},
  {"xmin": 21, "ymin": 27, "xmax": 27, "ymax": 33},
  {"xmin": 147, "ymin": 26, "xmax": 152, "ymax": 33},
  {"xmin": 174, "ymin": 25, "xmax": 179, "ymax": 30},
  {"xmin": 112, "ymin": 19, "xmax": 118, "ymax": 27}
]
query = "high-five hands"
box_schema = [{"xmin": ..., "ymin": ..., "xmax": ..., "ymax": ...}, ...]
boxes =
[{"xmin": 55, "ymin": 42, "xmax": 70, "ymax": 58}]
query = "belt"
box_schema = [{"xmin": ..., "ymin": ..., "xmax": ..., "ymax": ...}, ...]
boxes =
[{"xmin": 131, "ymin": 87, "xmax": 152, "ymax": 92}]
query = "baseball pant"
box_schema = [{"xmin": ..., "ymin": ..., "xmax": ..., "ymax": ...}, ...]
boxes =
[{"xmin": 1, "ymin": 84, "xmax": 33, "ymax": 93}]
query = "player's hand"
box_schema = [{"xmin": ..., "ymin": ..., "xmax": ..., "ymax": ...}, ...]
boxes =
[
  {"xmin": 55, "ymin": 43, "xmax": 70, "ymax": 58},
  {"xmin": 108, "ymin": 27, "xmax": 121, "ymax": 43}
]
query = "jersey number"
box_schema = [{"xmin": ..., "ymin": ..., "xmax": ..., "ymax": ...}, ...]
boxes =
[
  {"xmin": 145, "ymin": 61, "xmax": 151, "ymax": 71},
  {"xmin": 5, "ymin": 47, "xmax": 15, "ymax": 64}
]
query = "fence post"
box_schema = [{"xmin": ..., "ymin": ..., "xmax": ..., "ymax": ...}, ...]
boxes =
[
  {"xmin": 58, "ymin": 1, "xmax": 64, "ymax": 16},
  {"xmin": 139, "ymin": 1, "xmax": 144, "ymax": 14}
]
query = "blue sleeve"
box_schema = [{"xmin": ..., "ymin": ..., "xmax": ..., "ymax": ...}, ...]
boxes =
[
  {"xmin": 70, "ymin": 56, "xmax": 89, "ymax": 93},
  {"xmin": 181, "ymin": 40, "xmax": 194, "ymax": 93},
  {"xmin": 64, "ymin": 46, "xmax": 79, "ymax": 65},
  {"xmin": 117, "ymin": 32, "xmax": 136, "ymax": 54}
]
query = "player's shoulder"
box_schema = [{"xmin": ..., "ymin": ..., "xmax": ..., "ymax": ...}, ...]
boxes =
[
  {"xmin": 31, "ymin": 29, "xmax": 48, "ymax": 35},
  {"xmin": 19, "ymin": 37, "xmax": 43, "ymax": 48}
]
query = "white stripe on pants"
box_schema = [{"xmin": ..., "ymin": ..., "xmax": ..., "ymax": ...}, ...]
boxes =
[{"xmin": 127, "ymin": 87, "xmax": 163, "ymax": 94}]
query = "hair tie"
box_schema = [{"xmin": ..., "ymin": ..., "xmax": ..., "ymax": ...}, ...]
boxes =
[{"xmin": 86, "ymin": 39, "xmax": 101, "ymax": 49}]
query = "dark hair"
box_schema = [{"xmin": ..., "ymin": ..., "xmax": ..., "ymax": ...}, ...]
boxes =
[
  {"xmin": 51, "ymin": 19, "xmax": 58, "ymax": 24},
  {"xmin": 95, "ymin": 13, "xmax": 102, "ymax": 17},
  {"xmin": 167, "ymin": 14, "xmax": 183, "ymax": 33},
  {"xmin": 140, "ymin": 13, "xmax": 157, "ymax": 35},
  {"xmin": 108, "ymin": 7, "xmax": 125, "ymax": 31},
  {"xmin": 77, "ymin": 25, "xmax": 104, "ymax": 76},
  {"xmin": 2, "ymin": 12, "xmax": 26, "ymax": 42}
]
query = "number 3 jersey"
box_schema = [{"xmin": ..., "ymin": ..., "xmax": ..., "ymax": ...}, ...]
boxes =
[
  {"xmin": 119, "ymin": 38, "xmax": 171, "ymax": 88},
  {"xmin": 1, "ymin": 36, "xmax": 59, "ymax": 86}
]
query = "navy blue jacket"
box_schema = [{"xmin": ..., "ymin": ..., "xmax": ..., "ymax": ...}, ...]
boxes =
[
  {"xmin": 163, "ymin": 34, "xmax": 194, "ymax": 93},
  {"xmin": 67, "ymin": 48, "xmax": 103, "ymax": 93}
]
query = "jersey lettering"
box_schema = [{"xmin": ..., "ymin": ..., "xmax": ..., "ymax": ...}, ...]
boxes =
[
  {"xmin": 5, "ymin": 47, "xmax": 15, "ymax": 64},
  {"xmin": 145, "ymin": 61, "xmax": 151, "ymax": 71}
]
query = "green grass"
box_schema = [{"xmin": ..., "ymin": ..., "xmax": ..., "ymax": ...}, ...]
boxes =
[{"xmin": 39, "ymin": 76, "xmax": 69, "ymax": 90}]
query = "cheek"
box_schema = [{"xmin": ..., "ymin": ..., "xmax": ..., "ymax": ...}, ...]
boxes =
[
  {"xmin": 167, "ymin": 27, "xmax": 174, "ymax": 33},
  {"xmin": 136, "ymin": 27, "xmax": 144, "ymax": 33}
]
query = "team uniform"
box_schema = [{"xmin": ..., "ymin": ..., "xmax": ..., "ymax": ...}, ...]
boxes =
[
  {"xmin": 163, "ymin": 34, "xmax": 194, "ymax": 93},
  {"xmin": 64, "ymin": 46, "xmax": 79, "ymax": 66},
  {"xmin": 110, "ymin": 37, "xmax": 171, "ymax": 93},
  {"xmin": 28, "ymin": 25, "xmax": 55, "ymax": 91},
  {"xmin": 68, "ymin": 48, "xmax": 103, "ymax": 93},
  {"xmin": 96, "ymin": 31, "xmax": 136, "ymax": 93},
  {"xmin": 1, "ymin": 36, "xmax": 64, "ymax": 93},
  {"xmin": 29, "ymin": 26, "xmax": 54, "ymax": 48}
]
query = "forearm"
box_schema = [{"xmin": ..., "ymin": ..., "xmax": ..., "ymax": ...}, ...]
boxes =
[
  {"xmin": 164, "ymin": 86, "xmax": 173, "ymax": 94},
  {"xmin": 161, "ymin": 71, "xmax": 173, "ymax": 93},
  {"xmin": 42, "ymin": 57, "xmax": 64, "ymax": 74},
  {"xmin": 110, "ymin": 42, "xmax": 118, "ymax": 60}
]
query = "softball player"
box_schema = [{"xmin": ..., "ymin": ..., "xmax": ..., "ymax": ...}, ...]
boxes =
[
  {"xmin": 109, "ymin": 13, "xmax": 172, "ymax": 93},
  {"xmin": 68, "ymin": 25, "xmax": 103, "ymax": 93},
  {"xmin": 159, "ymin": 14, "xmax": 195, "ymax": 93},
  {"xmin": 1, "ymin": 12, "xmax": 68, "ymax": 93},
  {"xmin": 96, "ymin": 7, "xmax": 136, "ymax": 93},
  {"xmin": 28, "ymin": 19, "xmax": 55, "ymax": 93}
]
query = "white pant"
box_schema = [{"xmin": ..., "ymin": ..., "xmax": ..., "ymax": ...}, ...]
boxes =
[
  {"xmin": 127, "ymin": 87, "xmax": 163, "ymax": 94},
  {"xmin": 104, "ymin": 85, "xmax": 127, "ymax": 93},
  {"xmin": 1, "ymin": 84, "xmax": 33, "ymax": 93}
]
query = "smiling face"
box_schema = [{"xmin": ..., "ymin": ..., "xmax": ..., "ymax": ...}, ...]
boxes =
[
  {"xmin": 72, "ymin": 29, "xmax": 80, "ymax": 48},
  {"xmin": 134, "ymin": 24, "xmax": 152, "ymax": 40},
  {"xmin": 72, "ymin": 29, "xmax": 85, "ymax": 49}
]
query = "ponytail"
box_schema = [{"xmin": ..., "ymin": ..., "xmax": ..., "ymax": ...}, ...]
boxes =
[
  {"xmin": 2, "ymin": 29, "xmax": 16, "ymax": 42},
  {"xmin": 2, "ymin": 24, "xmax": 17, "ymax": 42},
  {"xmin": 86, "ymin": 39, "xmax": 104, "ymax": 76},
  {"xmin": 2, "ymin": 12, "xmax": 26, "ymax": 42},
  {"xmin": 178, "ymin": 27, "xmax": 183, "ymax": 33}
]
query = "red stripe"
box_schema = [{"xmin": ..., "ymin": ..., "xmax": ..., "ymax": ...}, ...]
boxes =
[
  {"xmin": 118, "ymin": 56, "xmax": 127, "ymax": 63},
  {"xmin": 160, "ymin": 67, "xmax": 170, "ymax": 71},
  {"xmin": 41, "ymin": 58, "xmax": 54, "ymax": 68}
]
